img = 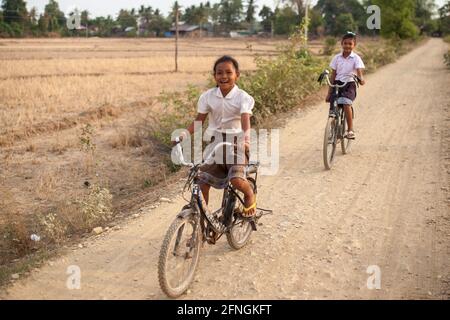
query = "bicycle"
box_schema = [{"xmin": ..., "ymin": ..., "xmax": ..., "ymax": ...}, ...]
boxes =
[
  {"xmin": 318, "ymin": 70, "xmax": 361, "ymax": 170},
  {"xmin": 158, "ymin": 140, "xmax": 272, "ymax": 298}
]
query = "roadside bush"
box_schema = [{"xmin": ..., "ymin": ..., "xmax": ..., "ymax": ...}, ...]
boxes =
[
  {"xmin": 0, "ymin": 21, "xmax": 13, "ymax": 37},
  {"xmin": 149, "ymin": 84, "xmax": 200, "ymax": 147},
  {"xmin": 444, "ymin": 51, "xmax": 450, "ymax": 68},
  {"xmin": 239, "ymin": 25, "xmax": 327, "ymax": 123},
  {"xmin": 323, "ymin": 36, "xmax": 337, "ymax": 56},
  {"xmin": 77, "ymin": 184, "xmax": 113, "ymax": 231}
]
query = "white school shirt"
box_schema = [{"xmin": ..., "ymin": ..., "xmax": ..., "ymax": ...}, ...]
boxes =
[
  {"xmin": 330, "ymin": 51, "xmax": 365, "ymax": 82},
  {"xmin": 197, "ymin": 85, "xmax": 255, "ymax": 137}
]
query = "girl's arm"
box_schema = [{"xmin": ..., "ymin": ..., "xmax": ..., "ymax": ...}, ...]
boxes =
[
  {"xmin": 356, "ymin": 68, "xmax": 366, "ymax": 85},
  {"xmin": 241, "ymin": 113, "xmax": 251, "ymax": 149},
  {"xmin": 326, "ymin": 69, "xmax": 337, "ymax": 102},
  {"xmin": 186, "ymin": 113, "xmax": 208, "ymax": 135},
  {"xmin": 330, "ymin": 69, "xmax": 337, "ymax": 86},
  {"xmin": 176, "ymin": 113, "xmax": 207, "ymax": 143}
]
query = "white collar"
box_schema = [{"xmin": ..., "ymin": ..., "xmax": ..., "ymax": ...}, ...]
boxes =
[
  {"xmin": 340, "ymin": 51, "xmax": 356, "ymax": 59},
  {"xmin": 215, "ymin": 84, "xmax": 239, "ymax": 99}
]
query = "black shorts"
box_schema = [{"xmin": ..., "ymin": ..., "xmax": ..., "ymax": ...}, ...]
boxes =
[{"xmin": 330, "ymin": 80, "xmax": 357, "ymax": 109}]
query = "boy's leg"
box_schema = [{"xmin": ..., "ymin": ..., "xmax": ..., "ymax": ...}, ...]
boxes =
[
  {"xmin": 199, "ymin": 183, "xmax": 211, "ymax": 204},
  {"xmin": 344, "ymin": 104, "xmax": 353, "ymax": 132},
  {"xmin": 329, "ymin": 95, "xmax": 337, "ymax": 117},
  {"xmin": 230, "ymin": 178, "xmax": 256, "ymax": 214}
]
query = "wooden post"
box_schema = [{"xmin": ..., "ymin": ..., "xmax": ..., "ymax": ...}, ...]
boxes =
[
  {"xmin": 304, "ymin": 0, "xmax": 309, "ymax": 47},
  {"xmin": 175, "ymin": 4, "xmax": 179, "ymax": 72}
]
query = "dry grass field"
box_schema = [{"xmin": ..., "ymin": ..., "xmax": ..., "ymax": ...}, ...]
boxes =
[{"xmin": 0, "ymin": 38, "xmax": 287, "ymax": 141}]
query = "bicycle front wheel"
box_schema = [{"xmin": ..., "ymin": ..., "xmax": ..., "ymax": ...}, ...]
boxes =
[
  {"xmin": 323, "ymin": 117, "xmax": 337, "ymax": 170},
  {"xmin": 158, "ymin": 212, "xmax": 202, "ymax": 298}
]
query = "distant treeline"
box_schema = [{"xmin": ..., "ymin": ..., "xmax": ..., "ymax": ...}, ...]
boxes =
[{"xmin": 0, "ymin": 0, "xmax": 449, "ymax": 38}]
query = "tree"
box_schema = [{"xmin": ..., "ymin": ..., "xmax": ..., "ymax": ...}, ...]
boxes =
[
  {"xmin": 273, "ymin": 5, "xmax": 298, "ymax": 35},
  {"xmin": 308, "ymin": 7, "xmax": 324, "ymax": 36},
  {"xmin": 137, "ymin": 5, "xmax": 153, "ymax": 35},
  {"xmin": 91, "ymin": 15, "xmax": 115, "ymax": 37},
  {"xmin": 1, "ymin": 0, "xmax": 28, "ymax": 25},
  {"xmin": 37, "ymin": 13, "xmax": 48, "ymax": 33},
  {"xmin": 28, "ymin": 6, "xmax": 37, "ymax": 25},
  {"xmin": 116, "ymin": 9, "xmax": 137, "ymax": 31},
  {"xmin": 219, "ymin": 0, "xmax": 243, "ymax": 31},
  {"xmin": 315, "ymin": 0, "xmax": 365, "ymax": 35},
  {"xmin": 183, "ymin": 3, "xmax": 208, "ymax": 26},
  {"xmin": 438, "ymin": 0, "xmax": 450, "ymax": 35},
  {"xmin": 371, "ymin": 0, "xmax": 419, "ymax": 39},
  {"xmin": 245, "ymin": 0, "xmax": 257, "ymax": 23},
  {"xmin": 148, "ymin": 9, "xmax": 169, "ymax": 37},
  {"xmin": 43, "ymin": 0, "xmax": 65, "ymax": 32},
  {"xmin": 281, "ymin": 0, "xmax": 305, "ymax": 20},
  {"xmin": 414, "ymin": 0, "xmax": 437, "ymax": 34},
  {"xmin": 81, "ymin": 10, "xmax": 89, "ymax": 27},
  {"xmin": 335, "ymin": 13, "xmax": 357, "ymax": 36},
  {"xmin": 209, "ymin": 2, "xmax": 221, "ymax": 34},
  {"xmin": 259, "ymin": 5, "xmax": 274, "ymax": 33}
]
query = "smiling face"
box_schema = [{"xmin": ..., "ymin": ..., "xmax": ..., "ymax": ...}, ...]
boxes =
[
  {"xmin": 341, "ymin": 38, "xmax": 356, "ymax": 55},
  {"xmin": 214, "ymin": 61, "xmax": 240, "ymax": 96}
]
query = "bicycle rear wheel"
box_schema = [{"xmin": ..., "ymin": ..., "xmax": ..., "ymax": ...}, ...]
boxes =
[
  {"xmin": 323, "ymin": 117, "xmax": 338, "ymax": 170},
  {"xmin": 226, "ymin": 178, "xmax": 257, "ymax": 250},
  {"xmin": 158, "ymin": 212, "xmax": 202, "ymax": 298}
]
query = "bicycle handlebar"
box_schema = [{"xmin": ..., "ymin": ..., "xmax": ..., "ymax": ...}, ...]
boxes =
[
  {"xmin": 318, "ymin": 70, "xmax": 361, "ymax": 88},
  {"xmin": 173, "ymin": 140, "xmax": 234, "ymax": 168}
]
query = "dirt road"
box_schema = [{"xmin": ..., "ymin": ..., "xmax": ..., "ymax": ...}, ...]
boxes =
[{"xmin": 2, "ymin": 38, "xmax": 449, "ymax": 300}]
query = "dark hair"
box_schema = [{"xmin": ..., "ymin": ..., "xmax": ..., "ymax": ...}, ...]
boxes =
[
  {"xmin": 342, "ymin": 31, "xmax": 357, "ymax": 43},
  {"xmin": 213, "ymin": 55, "xmax": 240, "ymax": 73}
]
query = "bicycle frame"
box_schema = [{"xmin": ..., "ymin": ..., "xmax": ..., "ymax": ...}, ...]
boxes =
[{"xmin": 174, "ymin": 141, "xmax": 258, "ymax": 244}]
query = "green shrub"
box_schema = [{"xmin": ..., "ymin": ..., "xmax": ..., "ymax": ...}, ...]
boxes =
[
  {"xmin": 77, "ymin": 184, "xmax": 113, "ymax": 231},
  {"xmin": 323, "ymin": 37, "xmax": 337, "ymax": 56},
  {"xmin": 444, "ymin": 51, "xmax": 450, "ymax": 68},
  {"xmin": 239, "ymin": 23, "xmax": 327, "ymax": 123},
  {"xmin": 150, "ymin": 84, "xmax": 201, "ymax": 147},
  {"xmin": 0, "ymin": 21, "xmax": 13, "ymax": 37},
  {"xmin": 239, "ymin": 50, "xmax": 326, "ymax": 123}
]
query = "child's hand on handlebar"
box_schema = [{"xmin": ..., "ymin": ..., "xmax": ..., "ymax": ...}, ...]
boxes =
[
  {"xmin": 171, "ymin": 132, "xmax": 188, "ymax": 146},
  {"xmin": 171, "ymin": 138, "xmax": 181, "ymax": 147}
]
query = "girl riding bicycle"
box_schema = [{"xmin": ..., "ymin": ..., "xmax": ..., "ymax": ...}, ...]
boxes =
[
  {"xmin": 173, "ymin": 55, "xmax": 257, "ymax": 217},
  {"xmin": 326, "ymin": 32, "xmax": 366, "ymax": 139}
]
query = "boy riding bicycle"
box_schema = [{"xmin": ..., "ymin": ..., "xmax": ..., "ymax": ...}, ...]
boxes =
[{"xmin": 326, "ymin": 32, "xmax": 366, "ymax": 139}]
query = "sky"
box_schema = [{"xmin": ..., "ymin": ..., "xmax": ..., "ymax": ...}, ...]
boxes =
[{"xmin": 24, "ymin": 0, "xmax": 448, "ymax": 18}]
